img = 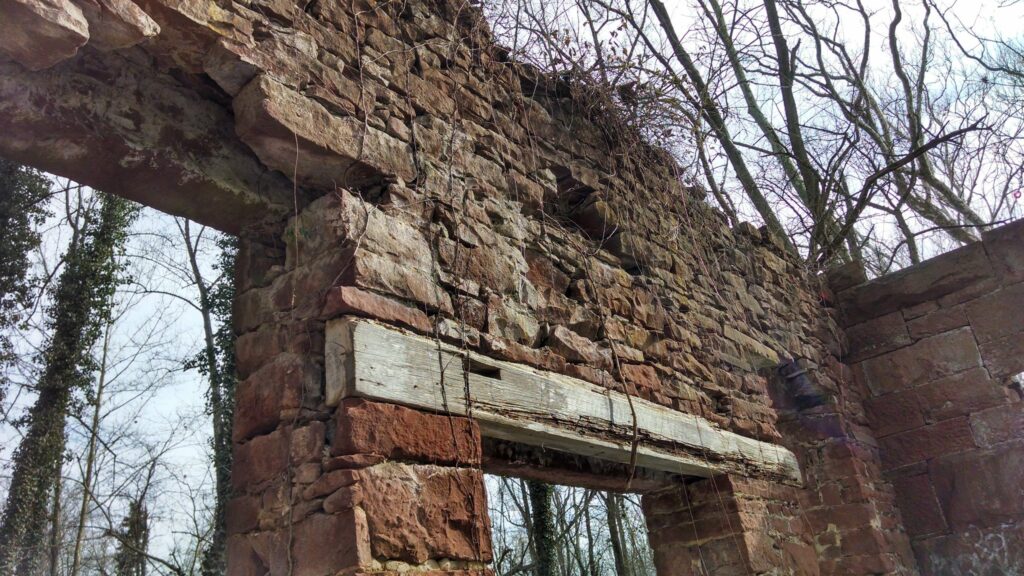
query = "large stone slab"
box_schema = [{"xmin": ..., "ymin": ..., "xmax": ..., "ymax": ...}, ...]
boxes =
[
  {"xmin": 965, "ymin": 282, "xmax": 1024, "ymax": 344},
  {"xmin": 856, "ymin": 327, "xmax": 982, "ymax": 396},
  {"xmin": 355, "ymin": 463, "xmax": 491, "ymax": 563},
  {"xmin": 840, "ymin": 242, "xmax": 996, "ymax": 325},
  {"xmin": 983, "ymin": 218, "xmax": 1024, "ymax": 285},
  {"xmin": 0, "ymin": 0, "xmax": 88, "ymax": 70},
  {"xmin": 929, "ymin": 442, "xmax": 1024, "ymax": 530},
  {"xmin": 845, "ymin": 310, "xmax": 911, "ymax": 362},
  {"xmin": 0, "ymin": 51, "xmax": 295, "ymax": 233},
  {"xmin": 914, "ymin": 522, "xmax": 1024, "ymax": 576},
  {"xmin": 331, "ymin": 398, "xmax": 481, "ymax": 465},
  {"xmin": 77, "ymin": 0, "xmax": 159, "ymax": 51},
  {"xmin": 979, "ymin": 332, "xmax": 1024, "ymax": 379},
  {"xmin": 889, "ymin": 473, "xmax": 947, "ymax": 537},
  {"xmin": 878, "ymin": 417, "xmax": 976, "ymax": 470},
  {"xmin": 233, "ymin": 74, "xmax": 415, "ymax": 190}
]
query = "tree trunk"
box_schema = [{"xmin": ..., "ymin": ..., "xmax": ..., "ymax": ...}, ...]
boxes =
[
  {"xmin": 583, "ymin": 493, "xmax": 598, "ymax": 576},
  {"xmin": 527, "ymin": 481, "xmax": 556, "ymax": 576},
  {"xmin": 605, "ymin": 494, "xmax": 632, "ymax": 576},
  {"xmin": 70, "ymin": 324, "xmax": 112, "ymax": 576},
  {"xmin": 183, "ymin": 228, "xmax": 237, "ymax": 576},
  {"xmin": 0, "ymin": 193, "xmax": 134, "ymax": 575},
  {"xmin": 47, "ymin": 463, "xmax": 62, "ymax": 576}
]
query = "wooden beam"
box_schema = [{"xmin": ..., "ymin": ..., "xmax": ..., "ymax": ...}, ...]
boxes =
[{"xmin": 325, "ymin": 317, "xmax": 801, "ymax": 485}]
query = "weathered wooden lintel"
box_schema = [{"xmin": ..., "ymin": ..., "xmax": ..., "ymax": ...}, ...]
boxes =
[{"xmin": 325, "ymin": 317, "xmax": 802, "ymax": 486}]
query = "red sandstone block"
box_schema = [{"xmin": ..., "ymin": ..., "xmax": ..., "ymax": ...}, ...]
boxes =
[
  {"xmin": 970, "ymin": 402, "xmax": 1024, "ymax": 447},
  {"xmin": 965, "ymin": 283, "xmax": 1024, "ymax": 344},
  {"xmin": 356, "ymin": 463, "xmax": 492, "ymax": 563},
  {"xmin": 648, "ymin": 537, "xmax": 705, "ymax": 576},
  {"xmin": 234, "ymin": 285, "xmax": 276, "ymax": 333},
  {"xmin": 225, "ymin": 494, "xmax": 260, "ymax": 535},
  {"xmin": 905, "ymin": 305, "xmax": 969, "ymax": 340},
  {"xmin": 325, "ymin": 453, "xmax": 387, "ymax": 470},
  {"xmin": 845, "ymin": 311, "xmax": 911, "ymax": 362},
  {"xmin": 902, "ymin": 300, "xmax": 940, "ymax": 320},
  {"xmin": 332, "ymin": 398, "xmax": 481, "ymax": 465},
  {"xmin": 863, "ymin": 389, "xmax": 924, "ymax": 437},
  {"xmin": 840, "ymin": 242, "xmax": 995, "ymax": 325},
  {"xmin": 979, "ymin": 332, "xmax": 1024, "ymax": 378},
  {"xmin": 235, "ymin": 327, "xmax": 279, "ymax": 378},
  {"xmin": 525, "ymin": 249, "xmax": 570, "ymax": 294},
  {"xmin": 856, "ymin": 327, "xmax": 981, "ymax": 396},
  {"xmin": 741, "ymin": 530, "xmax": 789, "ymax": 573},
  {"xmin": 227, "ymin": 533, "xmax": 278, "ymax": 576},
  {"xmin": 480, "ymin": 334, "xmax": 567, "ymax": 374},
  {"xmin": 235, "ymin": 321, "xmax": 324, "ymax": 378},
  {"xmin": 781, "ymin": 541, "xmax": 820, "ymax": 576},
  {"xmin": 324, "ymin": 484, "xmax": 363, "ymax": 512},
  {"xmin": 914, "ymin": 367, "xmax": 1009, "ymax": 423},
  {"xmin": 546, "ymin": 325, "xmax": 612, "ymax": 368},
  {"xmin": 878, "ymin": 418, "xmax": 976, "ymax": 470},
  {"xmin": 983, "ymin": 218, "xmax": 1024, "ymax": 284},
  {"xmin": 837, "ymin": 526, "xmax": 889, "ymax": 556},
  {"xmin": 936, "ymin": 275, "xmax": 1002, "ymax": 309},
  {"xmin": 233, "ymin": 353, "xmax": 320, "ymax": 442},
  {"xmin": 303, "ymin": 469, "xmax": 359, "ymax": 500},
  {"xmin": 913, "ymin": 522, "xmax": 1024, "ymax": 575},
  {"xmin": 291, "ymin": 510, "xmax": 371, "ymax": 575},
  {"xmin": 825, "ymin": 553, "xmax": 898, "ymax": 575},
  {"xmin": 321, "ymin": 285, "xmax": 432, "ymax": 333},
  {"xmin": 236, "ymin": 238, "xmax": 284, "ymax": 293},
  {"xmin": 929, "ymin": 443, "xmax": 1024, "ymax": 530},
  {"xmin": 619, "ymin": 363, "xmax": 661, "ymax": 397},
  {"xmin": 819, "ymin": 443, "xmax": 873, "ymax": 479},
  {"xmin": 272, "ymin": 259, "xmax": 349, "ymax": 320},
  {"xmin": 805, "ymin": 503, "xmax": 874, "ymax": 533},
  {"xmin": 889, "ymin": 473, "xmax": 947, "ymax": 537},
  {"xmin": 232, "ymin": 431, "xmax": 290, "ymax": 492},
  {"xmin": 563, "ymin": 363, "xmax": 616, "ymax": 388},
  {"xmin": 453, "ymin": 295, "xmax": 487, "ymax": 330},
  {"xmin": 232, "ymin": 422, "xmax": 325, "ymax": 492}
]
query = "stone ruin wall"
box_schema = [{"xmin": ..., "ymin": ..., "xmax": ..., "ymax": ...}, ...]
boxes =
[
  {"xmin": 835, "ymin": 220, "xmax": 1024, "ymax": 575},
  {"xmin": 210, "ymin": 0, "xmax": 920, "ymax": 573},
  {"xmin": 7, "ymin": 0, "xmax": 1022, "ymax": 572}
]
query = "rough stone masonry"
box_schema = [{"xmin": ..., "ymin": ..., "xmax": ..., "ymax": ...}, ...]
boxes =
[{"xmin": 0, "ymin": 0, "xmax": 1022, "ymax": 572}]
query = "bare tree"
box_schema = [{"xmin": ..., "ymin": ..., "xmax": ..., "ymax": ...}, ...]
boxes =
[
  {"xmin": 0, "ymin": 192, "xmax": 135, "ymax": 575},
  {"xmin": 486, "ymin": 0, "xmax": 1023, "ymax": 270}
]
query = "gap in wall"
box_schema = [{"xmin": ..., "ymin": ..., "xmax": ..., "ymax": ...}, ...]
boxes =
[{"xmin": 485, "ymin": 474, "xmax": 655, "ymax": 576}]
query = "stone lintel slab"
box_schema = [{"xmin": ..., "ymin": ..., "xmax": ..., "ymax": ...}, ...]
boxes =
[
  {"xmin": 839, "ymin": 241, "xmax": 996, "ymax": 326},
  {"xmin": 0, "ymin": 0, "xmax": 89, "ymax": 70},
  {"xmin": 0, "ymin": 50, "xmax": 296, "ymax": 234}
]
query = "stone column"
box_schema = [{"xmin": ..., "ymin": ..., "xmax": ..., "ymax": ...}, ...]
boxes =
[
  {"xmin": 226, "ymin": 398, "xmax": 491, "ymax": 576},
  {"xmin": 225, "ymin": 236, "xmax": 491, "ymax": 576},
  {"xmin": 642, "ymin": 475, "xmax": 818, "ymax": 576}
]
